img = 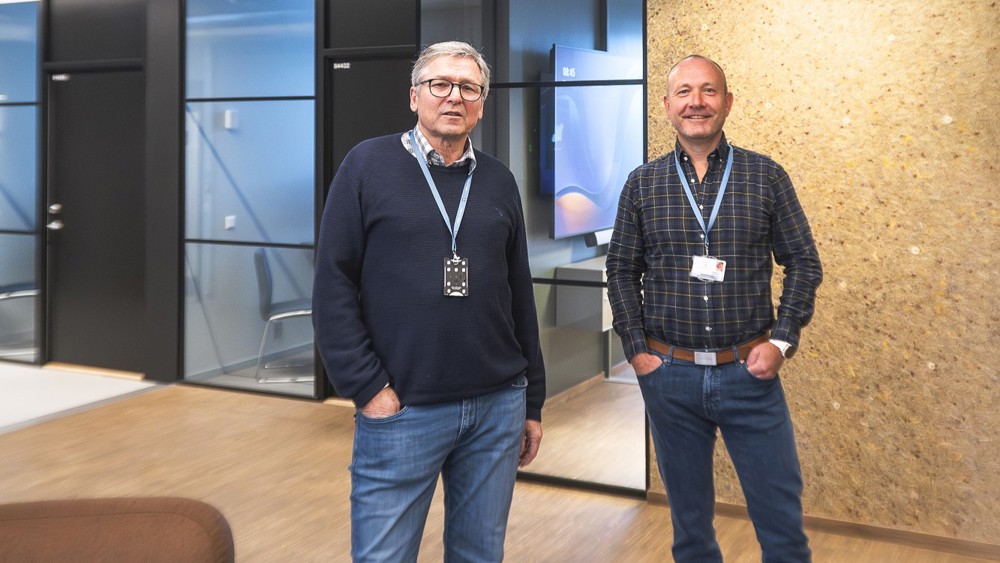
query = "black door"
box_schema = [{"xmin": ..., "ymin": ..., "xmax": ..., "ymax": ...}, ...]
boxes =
[{"xmin": 45, "ymin": 70, "xmax": 146, "ymax": 373}]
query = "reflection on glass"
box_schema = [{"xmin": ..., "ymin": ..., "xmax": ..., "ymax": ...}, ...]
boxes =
[
  {"xmin": 0, "ymin": 234, "xmax": 38, "ymax": 363},
  {"xmin": 0, "ymin": 106, "xmax": 38, "ymax": 231},
  {"xmin": 184, "ymin": 243, "xmax": 314, "ymax": 397},
  {"xmin": 0, "ymin": 1, "xmax": 39, "ymax": 365},
  {"xmin": 0, "ymin": 1, "xmax": 39, "ymax": 104},
  {"xmin": 186, "ymin": 0, "xmax": 314, "ymax": 99},
  {"xmin": 501, "ymin": 0, "xmax": 646, "ymax": 491},
  {"xmin": 185, "ymin": 100, "xmax": 314, "ymax": 245},
  {"xmin": 420, "ymin": 0, "xmax": 491, "ymax": 57},
  {"xmin": 519, "ymin": 282, "xmax": 645, "ymax": 491},
  {"xmin": 184, "ymin": 0, "xmax": 316, "ymax": 395}
]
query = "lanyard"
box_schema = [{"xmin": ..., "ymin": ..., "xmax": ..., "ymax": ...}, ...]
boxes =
[
  {"xmin": 410, "ymin": 130, "xmax": 474, "ymax": 257},
  {"xmin": 674, "ymin": 146, "xmax": 733, "ymax": 254}
]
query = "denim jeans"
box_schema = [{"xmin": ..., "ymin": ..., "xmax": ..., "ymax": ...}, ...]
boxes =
[
  {"xmin": 349, "ymin": 376, "xmax": 527, "ymax": 562},
  {"xmin": 637, "ymin": 352, "xmax": 811, "ymax": 563}
]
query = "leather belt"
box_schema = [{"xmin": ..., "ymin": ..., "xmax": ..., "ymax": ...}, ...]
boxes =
[{"xmin": 645, "ymin": 334, "xmax": 770, "ymax": 366}]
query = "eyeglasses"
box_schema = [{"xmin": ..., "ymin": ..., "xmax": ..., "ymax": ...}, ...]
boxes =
[{"xmin": 419, "ymin": 79, "xmax": 485, "ymax": 102}]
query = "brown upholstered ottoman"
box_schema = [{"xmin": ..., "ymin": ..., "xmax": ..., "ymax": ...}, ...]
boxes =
[{"xmin": 0, "ymin": 497, "xmax": 234, "ymax": 562}]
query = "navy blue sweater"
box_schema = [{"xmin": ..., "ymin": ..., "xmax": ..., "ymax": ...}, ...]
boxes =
[{"xmin": 313, "ymin": 133, "xmax": 545, "ymax": 420}]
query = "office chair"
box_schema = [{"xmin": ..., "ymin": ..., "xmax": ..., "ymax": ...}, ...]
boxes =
[{"xmin": 253, "ymin": 249, "xmax": 313, "ymax": 384}]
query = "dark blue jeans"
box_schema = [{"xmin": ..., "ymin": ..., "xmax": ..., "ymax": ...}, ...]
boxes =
[{"xmin": 637, "ymin": 352, "xmax": 811, "ymax": 563}]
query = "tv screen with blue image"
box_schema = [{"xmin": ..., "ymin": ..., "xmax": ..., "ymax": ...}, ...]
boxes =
[{"xmin": 540, "ymin": 45, "xmax": 644, "ymax": 240}]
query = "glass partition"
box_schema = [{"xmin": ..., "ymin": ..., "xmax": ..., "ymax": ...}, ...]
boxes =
[
  {"xmin": 185, "ymin": 243, "xmax": 314, "ymax": 394},
  {"xmin": 0, "ymin": 1, "xmax": 40, "ymax": 364},
  {"xmin": 186, "ymin": 0, "xmax": 314, "ymax": 99},
  {"xmin": 423, "ymin": 0, "xmax": 647, "ymax": 492},
  {"xmin": 0, "ymin": 234, "xmax": 38, "ymax": 362},
  {"xmin": 500, "ymin": 0, "xmax": 646, "ymax": 492},
  {"xmin": 185, "ymin": 100, "xmax": 314, "ymax": 245},
  {"xmin": 184, "ymin": 0, "xmax": 316, "ymax": 397}
]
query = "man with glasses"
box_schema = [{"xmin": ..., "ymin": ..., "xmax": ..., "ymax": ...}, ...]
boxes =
[{"xmin": 313, "ymin": 41, "xmax": 545, "ymax": 562}]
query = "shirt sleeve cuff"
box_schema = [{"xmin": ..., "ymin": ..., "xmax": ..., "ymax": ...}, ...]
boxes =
[
  {"xmin": 770, "ymin": 317, "xmax": 801, "ymax": 348},
  {"xmin": 621, "ymin": 328, "xmax": 649, "ymax": 361}
]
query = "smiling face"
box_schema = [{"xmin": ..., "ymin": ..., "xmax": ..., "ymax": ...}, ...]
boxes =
[
  {"xmin": 409, "ymin": 55, "xmax": 485, "ymax": 150},
  {"xmin": 663, "ymin": 56, "xmax": 734, "ymax": 153}
]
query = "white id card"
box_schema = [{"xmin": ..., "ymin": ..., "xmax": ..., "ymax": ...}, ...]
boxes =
[{"xmin": 690, "ymin": 255, "xmax": 726, "ymax": 282}]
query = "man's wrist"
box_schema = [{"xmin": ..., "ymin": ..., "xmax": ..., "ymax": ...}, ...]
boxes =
[{"xmin": 769, "ymin": 339, "xmax": 795, "ymax": 359}]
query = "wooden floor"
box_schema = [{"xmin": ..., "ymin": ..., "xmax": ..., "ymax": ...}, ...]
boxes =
[{"xmin": 0, "ymin": 384, "xmax": 993, "ymax": 562}]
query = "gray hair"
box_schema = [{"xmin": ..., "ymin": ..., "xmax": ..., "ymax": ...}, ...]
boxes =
[{"xmin": 411, "ymin": 41, "xmax": 491, "ymax": 98}]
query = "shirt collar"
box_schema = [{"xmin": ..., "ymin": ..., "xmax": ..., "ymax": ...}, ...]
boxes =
[
  {"xmin": 402, "ymin": 127, "xmax": 478, "ymax": 171},
  {"xmin": 674, "ymin": 133, "xmax": 730, "ymax": 163}
]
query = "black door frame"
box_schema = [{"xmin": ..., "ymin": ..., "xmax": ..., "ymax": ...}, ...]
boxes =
[{"xmin": 42, "ymin": 66, "xmax": 147, "ymax": 373}]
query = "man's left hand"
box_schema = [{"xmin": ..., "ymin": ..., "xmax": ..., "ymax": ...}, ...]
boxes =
[
  {"xmin": 519, "ymin": 420, "xmax": 543, "ymax": 467},
  {"xmin": 743, "ymin": 342, "xmax": 785, "ymax": 379}
]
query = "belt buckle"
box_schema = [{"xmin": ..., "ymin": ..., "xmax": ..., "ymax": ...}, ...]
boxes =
[{"xmin": 694, "ymin": 351, "xmax": 717, "ymax": 366}]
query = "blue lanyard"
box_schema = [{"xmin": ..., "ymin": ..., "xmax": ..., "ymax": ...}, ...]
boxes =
[
  {"xmin": 673, "ymin": 146, "xmax": 734, "ymax": 253},
  {"xmin": 410, "ymin": 130, "xmax": 474, "ymax": 257}
]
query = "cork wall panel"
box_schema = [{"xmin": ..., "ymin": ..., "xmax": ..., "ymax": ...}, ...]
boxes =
[{"xmin": 646, "ymin": 0, "xmax": 999, "ymax": 543}]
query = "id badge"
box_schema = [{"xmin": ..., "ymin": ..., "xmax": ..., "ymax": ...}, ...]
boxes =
[
  {"xmin": 444, "ymin": 256, "xmax": 469, "ymax": 297},
  {"xmin": 690, "ymin": 255, "xmax": 726, "ymax": 282}
]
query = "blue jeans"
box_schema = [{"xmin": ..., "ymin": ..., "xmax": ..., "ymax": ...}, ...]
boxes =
[
  {"xmin": 349, "ymin": 376, "xmax": 527, "ymax": 562},
  {"xmin": 637, "ymin": 352, "xmax": 811, "ymax": 563}
]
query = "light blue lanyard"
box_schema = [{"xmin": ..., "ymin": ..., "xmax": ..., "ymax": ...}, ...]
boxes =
[
  {"xmin": 673, "ymin": 146, "xmax": 734, "ymax": 254},
  {"xmin": 410, "ymin": 130, "xmax": 474, "ymax": 257}
]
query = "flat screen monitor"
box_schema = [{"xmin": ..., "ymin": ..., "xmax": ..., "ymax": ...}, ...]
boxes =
[{"xmin": 540, "ymin": 45, "xmax": 643, "ymax": 240}]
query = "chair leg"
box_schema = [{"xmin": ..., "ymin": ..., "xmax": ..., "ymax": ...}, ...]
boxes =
[
  {"xmin": 254, "ymin": 318, "xmax": 314, "ymax": 384},
  {"xmin": 253, "ymin": 318, "xmax": 274, "ymax": 383}
]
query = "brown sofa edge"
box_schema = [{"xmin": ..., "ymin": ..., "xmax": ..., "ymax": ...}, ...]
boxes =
[{"xmin": 0, "ymin": 497, "xmax": 235, "ymax": 563}]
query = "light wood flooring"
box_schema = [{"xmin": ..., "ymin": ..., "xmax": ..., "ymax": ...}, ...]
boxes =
[{"xmin": 0, "ymin": 384, "xmax": 995, "ymax": 562}]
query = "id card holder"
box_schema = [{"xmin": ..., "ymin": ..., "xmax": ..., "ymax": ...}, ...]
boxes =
[
  {"xmin": 690, "ymin": 255, "xmax": 726, "ymax": 282},
  {"xmin": 444, "ymin": 256, "xmax": 469, "ymax": 297}
]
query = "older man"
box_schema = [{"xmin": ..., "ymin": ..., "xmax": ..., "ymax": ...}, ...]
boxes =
[{"xmin": 313, "ymin": 41, "xmax": 545, "ymax": 562}]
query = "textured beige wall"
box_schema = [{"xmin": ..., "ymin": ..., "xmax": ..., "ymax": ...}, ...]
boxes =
[{"xmin": 646, "ymin": 0, "xmax": 999, "ymax": 544}]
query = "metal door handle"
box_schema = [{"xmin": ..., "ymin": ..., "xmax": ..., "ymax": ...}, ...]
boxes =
[
  {"xmin": 48, "ymin": 203, "xmax": 63, "ymax": 214},
  {"xmin": 46, "ymin": 220, "xmax": 64, "ymax": 231}
]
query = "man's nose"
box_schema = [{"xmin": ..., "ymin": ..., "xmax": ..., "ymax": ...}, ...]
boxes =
[
  {"xmin": 689, "ymin": 90, "xmax": 704, "ymax": 106},
  {"xmin": 446, "ymin": 84, "xmax": 464, "ymax": 101}
]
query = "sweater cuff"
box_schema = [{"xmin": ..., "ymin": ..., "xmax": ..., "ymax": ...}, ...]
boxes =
[
  {"xmin": 526, "ymin": 406, "xmax": 542, "ymax": 422},
  {"xmin": 352, "ymin": 373, "xmax": 391, "ymax": 409}
]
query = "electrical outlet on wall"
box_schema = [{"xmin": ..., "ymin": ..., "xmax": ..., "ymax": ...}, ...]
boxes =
[{"xmin": 224, "ymin": 109, "xmax": 238, "ymax": 130}]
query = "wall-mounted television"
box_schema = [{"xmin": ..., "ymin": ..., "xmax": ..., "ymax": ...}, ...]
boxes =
[{"xmin": 540, "ymin": 45, "xmax": 643, "ymax": 240}]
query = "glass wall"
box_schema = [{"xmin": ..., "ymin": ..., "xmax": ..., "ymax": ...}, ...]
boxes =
[
  {"xmin": 510, "ymin": 0, "xmax": 646, "ymax": 492},
  {"xmin": 424, "ymin": 0, "xmax": 647, "ymax": 492},
  {"xmin": 0, "ymin": 1, "xmax": 40, "ymax": 363},
  {"xmin": 183, "ymin": 0, "xmax": 316, "ymax": 397}
]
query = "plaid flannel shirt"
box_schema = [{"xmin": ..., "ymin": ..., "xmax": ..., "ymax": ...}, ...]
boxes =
[{"xmin": 607, "ymin": 135, "xmax": 823, "ymax": 360}]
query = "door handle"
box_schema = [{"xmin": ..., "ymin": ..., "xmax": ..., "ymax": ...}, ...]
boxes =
[
  {"xmin": 48, "ymin": 203, "xmax": 63, "ymax": 214},
  {"xmin": 46, "ymin": 220, "xmax": 64, "ymax": 231}
]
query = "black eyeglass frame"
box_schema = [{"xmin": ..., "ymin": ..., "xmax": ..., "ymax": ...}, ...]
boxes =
[{"xmin": 418, "ymin": 79, "xmax": 486, "ymax": 102}]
